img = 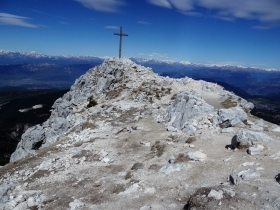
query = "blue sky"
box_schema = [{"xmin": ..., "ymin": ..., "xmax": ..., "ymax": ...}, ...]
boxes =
[{"xmin": 1, "ymin": 0, "xmax": 280, "ymax": 69}]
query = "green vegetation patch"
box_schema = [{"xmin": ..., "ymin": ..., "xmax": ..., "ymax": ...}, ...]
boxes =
[{"xmin": 87, "ymin": 96, "xmax": 97, "ymax": 108}]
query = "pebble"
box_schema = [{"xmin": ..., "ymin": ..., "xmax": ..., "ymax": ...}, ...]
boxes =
[
  {"xmin": 241, "ymin": 162, "xmax": 255, "ymax": 166},
  {"xmin": 248, "ymin": 147, "xmax": 261, "ymax": 155},
  {"xmin": 69, "ymin": 199, "xmax": 85, "ymax": 210}
]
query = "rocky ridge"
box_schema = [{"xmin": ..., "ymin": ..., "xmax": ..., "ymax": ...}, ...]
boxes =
[{"xmin": 1, "ymin": 58, "xmax": 280, "ymax": 209}]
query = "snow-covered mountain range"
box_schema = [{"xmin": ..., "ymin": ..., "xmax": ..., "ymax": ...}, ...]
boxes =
[
  {"xmin": 0, "ymin": 50, "xmax": 103, "ymax": 65},
  {"xmin": 1, "ymin": 50, "xmax": 280, "ymax": 97},
  {"xmin": 1, "ymin": 50, "xmax": 278, "ymax": 72}
]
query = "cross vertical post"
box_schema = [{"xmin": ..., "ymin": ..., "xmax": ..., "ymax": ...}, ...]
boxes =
[{"xmin": 114, "ymin": 27, "xmax": 128, "ymax": 58}]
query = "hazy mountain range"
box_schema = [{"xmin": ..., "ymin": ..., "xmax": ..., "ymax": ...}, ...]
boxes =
[
  {"xmin": 0, "ymin": 50, "xmax": 104, "ymax": 65},
  {"xmin": 1, "ymin": 50, "xmax": 280, "ymax": 98}
]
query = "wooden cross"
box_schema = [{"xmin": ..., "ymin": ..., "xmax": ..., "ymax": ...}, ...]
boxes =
[{"xmin": 114, "ymin": 27, "xmax": 128, "ymax": 58}]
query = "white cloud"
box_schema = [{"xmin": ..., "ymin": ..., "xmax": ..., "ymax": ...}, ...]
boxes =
[
  {"xmin": 147, "ymin": 0, "xmax": 200, "ymax": 16},
  {"xmin": 170, "ymin": 0, "xmax": 194, "ymax": 10},
  {"xmin": 74, "ymin": 0, "xmax": 126, "ymax": 13},
  {"xmin": 0, "ymin": 13, "xmax": 37, "ymax": 28},
  {"xmin": 253, "ymin": 25, "xmax": 274, "ymax": 30},
  {"xmin": 148, "ymin": 52, "xmax": 172, "ymax": 59},
  {"xmin": 147, "ymin": 0, "xmax": 172, "ymax": 9},
  {"xmin": 198, "ymin": 0, "xmax": 280, "ymax": 22},
  {"xmin": 179, "ymin": 11, "xmax": 202, "ymax": 17},
  {"xmin": 147, "ymin": 0, "xmax": 280, "ymax": 28},
  {"xmin": 138, "ymin": 21, "xmax": 151, "ymax": 25},
  {"xmin": 105, "ymin": 25, "xmax": 119, "ymax": 29},
  {"xmin": 30, "ymin": 9, "xmax": 45, "ymax": 15}
]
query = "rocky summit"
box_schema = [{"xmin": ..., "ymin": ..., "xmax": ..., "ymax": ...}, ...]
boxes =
[{"xmin": 1, "ymin": 58, "xmax": 280, "ymax": 210}]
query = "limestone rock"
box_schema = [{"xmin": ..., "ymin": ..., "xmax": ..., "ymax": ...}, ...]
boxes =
[
  {"xmin": 249, "ymin": 124, "xmax": 263, "ymax": 132},
  {"xmin": 140, "ymin": 206, "xmax": 150, "ymax": 210},
  {"xmin": 221, "ymin": 127, "xmax": 233, "ymax": 133},
  {"xmin": 248, "ymin": 145, "xmax": 265, "ymax": 155},
  {"xmin": 271, "ymin": 151, "xmax": 280, "ymax": 160},
  {"xmin": 223, "ymin": 188, "xmax": 235, "ymax": 197},
  {"xmin": 119, "ymin": 183, "xmax": 139, "ymax": 195},
  {"xmin": 0, "ymin": 183, "xmax": 18, "ymax": 197},
  {"xmin": 273, "ymin": 198, "xmax": 280, "ymax": 209},
  {"xmin": 185, "ymin": 150, "xmax": 207, "ymax": 162},
  {"xmin": 38, "ymin": 160, "xmax": 52, "ymax": 170},
  {"xmin": 217, "ymin": 107, "xmax": 247, "ymax": 128},
  {"xmin": 239, "ymin": 99, "xmax": 254, "ymax": 111},
  {"xmin": 271, "ymin": 125, "xmax": 280, "ymax": 133},
  {"xmin": 144, "ymin": 187, "xmax": 156, "ymax": 194},
  {"xmin": 231, "ymin": 128, "xmax": 273, "ymax": 149},
  {"xmin": 255, "ymin": 119, "xmax": 264, "ymax": 127},
  {"xmin": 12, "ymin": 201, "xmax": 28, "ymax": 210},
  {"xmin": 229, "ymin": 174, "xmax": 238, "ymax": 185},
  {"xmin": 165, "ymin": 90, "xmax": 214, "ymax": 134},
  {"xmin": 10, "ymin": 58, "xmax": 143, "ymax": 162},
  {"xmin": 208, "ymin": 189, "xmax": 223, "ymax": 200},
  {"xmin": 69, "ymin": 199, "xmax": 85, "ymax": 210},
  {"xmin": 238, "ymin": 168, "xmax": 263, "ymax": 180},
  {"xmin": 159, "ymin": 163, "xmax": 187, "ymax": 174}
]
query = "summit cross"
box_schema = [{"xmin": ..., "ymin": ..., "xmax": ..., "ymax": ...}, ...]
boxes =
[{"xmin": 114, "ymin": 27, "xmax": 128, "ymax": 58}]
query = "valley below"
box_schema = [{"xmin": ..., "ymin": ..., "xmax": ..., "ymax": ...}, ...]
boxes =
[{"xmin": 0, "ymin": 89, "xmax": 68, "ymax": 165}]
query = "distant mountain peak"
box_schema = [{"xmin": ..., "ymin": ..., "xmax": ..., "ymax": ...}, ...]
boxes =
[{"xmin": 0, "ymin": 49, "xmax": 279, "ymax": 72}]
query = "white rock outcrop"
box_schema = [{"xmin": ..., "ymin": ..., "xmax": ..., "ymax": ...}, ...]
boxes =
[
  {"xmin": 165, "ymin": 91, "xmax": 214, "ymax": 134},
  {"xmin": 231, "ymin": 128, "xmax": 273, "ymax": 148}
]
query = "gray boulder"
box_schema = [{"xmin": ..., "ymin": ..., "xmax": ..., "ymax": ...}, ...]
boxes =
[
  {"xmin": 165, "ymin": 90, "xmax": 214, "ymax": 134},
  {"xmin": 10, "ymin": 125, "xmax": 45, "ymax": 162},
  {"xmin": 10, "ymin": 117, "xmax": 72, "ymax": 162},
  {"xmin": 248, "ymin": 146, "xmax": 261, "ymax": 155},
  {"xmin": 240, "ymin": 98, "xmax": 254, "ymax": 111},
  {"xmin": 0, "ymin": 183, "xmax": 18, "ymax": 200},
  {"xmin": 208, "ymin": 189, "xmax": 223, "ymax": 200},
  {"xmin": 159, "ymin": 163, "xmax": 187, "ymax": 174},
  {"xmin": 184, "ymin": 150, "xmax": 207, "ymax": 162},
  {"xmin": 69, "ymin": 199, "xmax": 85, "ymax": 210},
  {"xmin": 231, "ymin": 128, "xmax": 273, "ymax": 149},
  {"xmin": 238, "ymin": 168, "xmax": 262, "ymax": 180},
  {"xmin": 217, "ymin": 107, "xmax": 247, "ymax": 128}
]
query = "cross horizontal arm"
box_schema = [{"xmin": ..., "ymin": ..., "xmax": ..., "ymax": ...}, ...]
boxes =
[{"xmin": 114, "ymin": 33, "xmax": 128, "ymax": 36}]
